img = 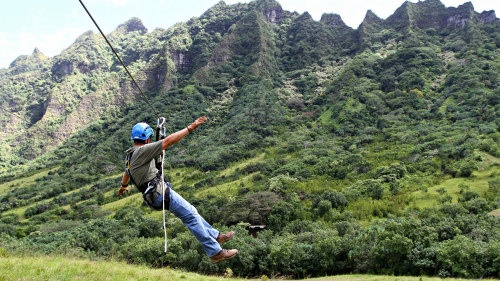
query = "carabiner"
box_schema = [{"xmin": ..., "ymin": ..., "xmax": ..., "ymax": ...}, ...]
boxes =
[{"xmin": 157, "ymin": 117, "xmax": 167, "ymax": 138}]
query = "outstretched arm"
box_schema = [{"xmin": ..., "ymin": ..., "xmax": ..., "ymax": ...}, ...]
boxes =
[{"xmin": 161, "ymin": 116, "xmax": 207, "ymax": 150}]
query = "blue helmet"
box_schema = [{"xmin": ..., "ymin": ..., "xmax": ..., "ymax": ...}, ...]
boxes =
[{"xmin": 131, "ymin": 122, "xmax": 154, "ymax": 140}]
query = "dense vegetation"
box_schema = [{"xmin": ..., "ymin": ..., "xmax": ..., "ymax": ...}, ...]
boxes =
[{"xmin": 0, "ymin": 0, "xmax": 499, "ymax": 279}]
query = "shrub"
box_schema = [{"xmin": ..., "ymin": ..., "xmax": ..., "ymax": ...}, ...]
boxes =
[{"xmin": 436, "ymin": 235, "xmax": 489, "ymax": 278}]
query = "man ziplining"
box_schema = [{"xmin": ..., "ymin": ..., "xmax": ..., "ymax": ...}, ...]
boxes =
[
  {"xmin": 117, "ymin": 116, "xmax": 238, "ymax": 264},
  {"xmin": 79, "ymin": 0, "xmax": 237, "ymax": 265}
]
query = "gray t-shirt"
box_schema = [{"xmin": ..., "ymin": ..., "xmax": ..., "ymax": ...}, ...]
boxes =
[{"xmin": 125, "ymin": 140, "xmax": 163, "ymax": 189}]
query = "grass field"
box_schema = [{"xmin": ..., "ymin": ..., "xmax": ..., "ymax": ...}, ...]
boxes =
[
  {"xmin": 491, "ymin": 208, "xmax": 500, "ymax": 217},
  {"xmin": 0, "ymin": 166, "xmax": 59, "ymax": 194},
  {"xmin": 410, "ymin": 154, "xmax": 499, "ymax": 210},
  {"xmin": 0, "ymin": 255, "xmax": 232, "ymax": 281},
  {"xmin": 0, "ymin": 254, "xmax": 493, "ymax": 281},
  {"xmin": 1, "ymin": 170, "xmax": 121, "ymax": 219}
]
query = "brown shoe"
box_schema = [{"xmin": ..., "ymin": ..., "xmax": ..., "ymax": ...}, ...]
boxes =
[
  {"xmin": 216, "ymin": 231, "xmax": 235, "ymax": 246},
  {"xmin": 210, "ymin": 249, "xmax": 238, "ymax": 264}
]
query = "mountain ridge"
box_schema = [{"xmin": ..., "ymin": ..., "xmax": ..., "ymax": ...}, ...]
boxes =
[{"xmin": 0, "ymin": 0, "xmax": 498, "ymax": 167}]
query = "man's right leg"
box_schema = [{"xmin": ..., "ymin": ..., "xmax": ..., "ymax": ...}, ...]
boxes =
[
  {"xmin": 168, "ymin": 188, "xmax": 222, "ymax": 257},
  {"xmin": 198, "ymin": 216, "xmax": 235, "ymax": 246},
  {"xmin": 168, "ymin": 188, "xmax": 238, "ymax": 263}
]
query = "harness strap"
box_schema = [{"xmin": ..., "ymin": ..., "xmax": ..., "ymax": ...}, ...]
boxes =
[{"xmin": 125, "ymin": 151, "xmax": 139, "ymax": 188}]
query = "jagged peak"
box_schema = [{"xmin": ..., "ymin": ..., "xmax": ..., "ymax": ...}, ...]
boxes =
[
  {"xmin": 419, "ymin": 0, "xmax": 445, "ymax": 6},
  {"xmin": 200, "ymin": 1, "xmax": 229, "ymax": 20},
  {"xmin": 360, "ymin": 9, "xmax": 384, "ymax": 27},
  {"xmin": 114, "ymin": 17, "xmax": 148, "ymax": 34},
  {"xmin": 457, "ymin": 1, "xmax": 474, "ymax": 11},
  {"xmin": 31, "ymin": 48, "xmax": 47, "ymax": 60},
  {"xmin": 252, "ymin": 0, "xmax": 283, "ymax": 24},
  {"xmin": 32, "ymin": 48, "xmax": 42, "ymax": 56},
  {"xmin": 479, "ymin": 10, "xmax": 497, "ymax": 24},
  {"xmin": 214, "ymin": 1, "xmax": 227, "ymax": 8},
  {"xmin": 204, "ymin": 1, "xmax": 229, "ymax": 13},
  {"xmin": 8, "ymin": 48, "xmax": 48, "ymax": 71},
  {"xmin": 364, "ymin": 10, "xmax": 382, "ymax": 21},
  {"xmin": 320, "ymin": 13, "xmax": 347, "ymax": 27},
  {"xmin": 297, "ymin": 11, "xmax": 313, "ymax": 21},
  {"xmin": 385, "ymin": 1, "xmax": 416, "ymax": 29},
  {"xmin": 9, "ymin": 55, "xmax": 29, "ymax": 69},
  {"xmin": 415, "ymin": 0, "xmax": 446, "ymax": 11},
  {"xmin": 74, "ymin": 30, "xmax": 94, "ymax": 43},
  {"xmin": 381, "ymin": 0, "xmax": 494, "ymax": 30},
  {"xmin": 254, "ymin": 0, "xmax": 281, "ymax": 9},
  {"xmin": 422, "ymin": 0, "xmax": 443, "ymax": 4},
  {"xmin": 445, "ymin": 1, "xmax": 476, "ymax": 28},
  {"xmin": 389, "ymin": 1, "xmax": 410, "ymax": 17}
]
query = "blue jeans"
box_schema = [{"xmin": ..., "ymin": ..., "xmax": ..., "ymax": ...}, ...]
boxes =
[{"xmin": 152, "ymin": 184, "xmax": 222, "ymax": 257}]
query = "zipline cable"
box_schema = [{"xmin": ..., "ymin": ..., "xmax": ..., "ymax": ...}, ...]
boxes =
[
  {"xmin": 79, "ymin": 0, "xmax": 218, "ymax": 251},
  {"xmin": 0, "ymin": 107, "xmax": 29, "ymax": 123},
  {"xmin": 78, "ymin": 0, "xmax": 160, "ymax": 117},
  {"xmin": 80, "ymin": 0, "xmax": 169, "ymax": 252}
]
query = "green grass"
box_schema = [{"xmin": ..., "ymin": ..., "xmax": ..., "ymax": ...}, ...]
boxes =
[
  {"xmin": 410, "ymin": 156, "xmax": 500, "ymax": 209},
  {"xmin": 0, "ymin": 255, "xmax": 239, "ymax": 281},
  {"xmin": 217, "ymin": 153, "xmax": 265, "ymax": 178},
  {"xmin": 0, "ymin": 254, "xmax": 492, "ymax": 281},
  {"xmin": 0, "ymin": 166, "xmax": 59, "ymax": 194},
  {"xmin": 477, "ymin": 151, "xmax": 500, "ymax": 170},
  {"xmin": 2, "ymin": 183, "xmax": 92, "ymax": 219},
  {"xmin": 438, "ymin": 96, "xmax": 456, "ymax": 115},
  {"xmin": 101, "ymin": 193, "xmax": 144, "ymax": 212},
  {"xmin": 1, "ymin": 173, "xmax": 121, "ymax": 219},
  {"xmin": 195, "ymin": 173, "xmax": 258, "ymax": 198},
  {"xmin": 491, "ymin": 209, "xmax": 500, "ymax": 217},
  {"xmin": 0, "ymin": 171, "xmax": 123, "ymax": 219}
]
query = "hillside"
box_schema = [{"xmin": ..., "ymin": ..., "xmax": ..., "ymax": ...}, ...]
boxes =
[{"xmin": 0, "ymin": 0, "xmax": 499, "ymax": 279}]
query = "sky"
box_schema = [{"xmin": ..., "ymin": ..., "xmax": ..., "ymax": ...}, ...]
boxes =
[{"xmin": 0, "ymin": 0, "xmax": 498, "ymax": 69}]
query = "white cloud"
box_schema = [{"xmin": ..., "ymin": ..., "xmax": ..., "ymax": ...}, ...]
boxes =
[
  {"xmin": 0, "ymin": 32, "xmax": 17, "ymax": 68},
  {"xmin": 34, "ymin": 28, "xmax": 87, "ymax": 55},
  {"xmin": 0, "ymin": 32, "xmax": 13, "ymax": 49},
  {"xmin": 0, "ymin": 28, "xmax": 88, "ymax": 69}
]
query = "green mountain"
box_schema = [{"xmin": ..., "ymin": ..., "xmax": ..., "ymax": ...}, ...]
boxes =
[{"xmin": 0, "ymin": 0, "xmax": 499, "ymax": 279}]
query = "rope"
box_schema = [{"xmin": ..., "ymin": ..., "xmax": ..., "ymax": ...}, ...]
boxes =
[
  {"xmin": 1, "ymin": 108, "xmax": 29, "ymax": 123},
  {"xmin": 78, "ymin": 0, "xmax": 160, "ymax": 117},
  {"xmin": 161, "ymin": 151, "xmax": 168, "ymax": 253}
]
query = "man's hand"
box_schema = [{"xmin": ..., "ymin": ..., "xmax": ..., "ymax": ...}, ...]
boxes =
[
  {"xmin": 188, "ymin": 116, "xmax": 207, "ymax": 132},
  {"xmin": 117, "ymin": 186, "xmax": 130, "ymax": 197},
  {"xmin": 194, "ymin": 116, "xmax": 207, "ymax": 125}
]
